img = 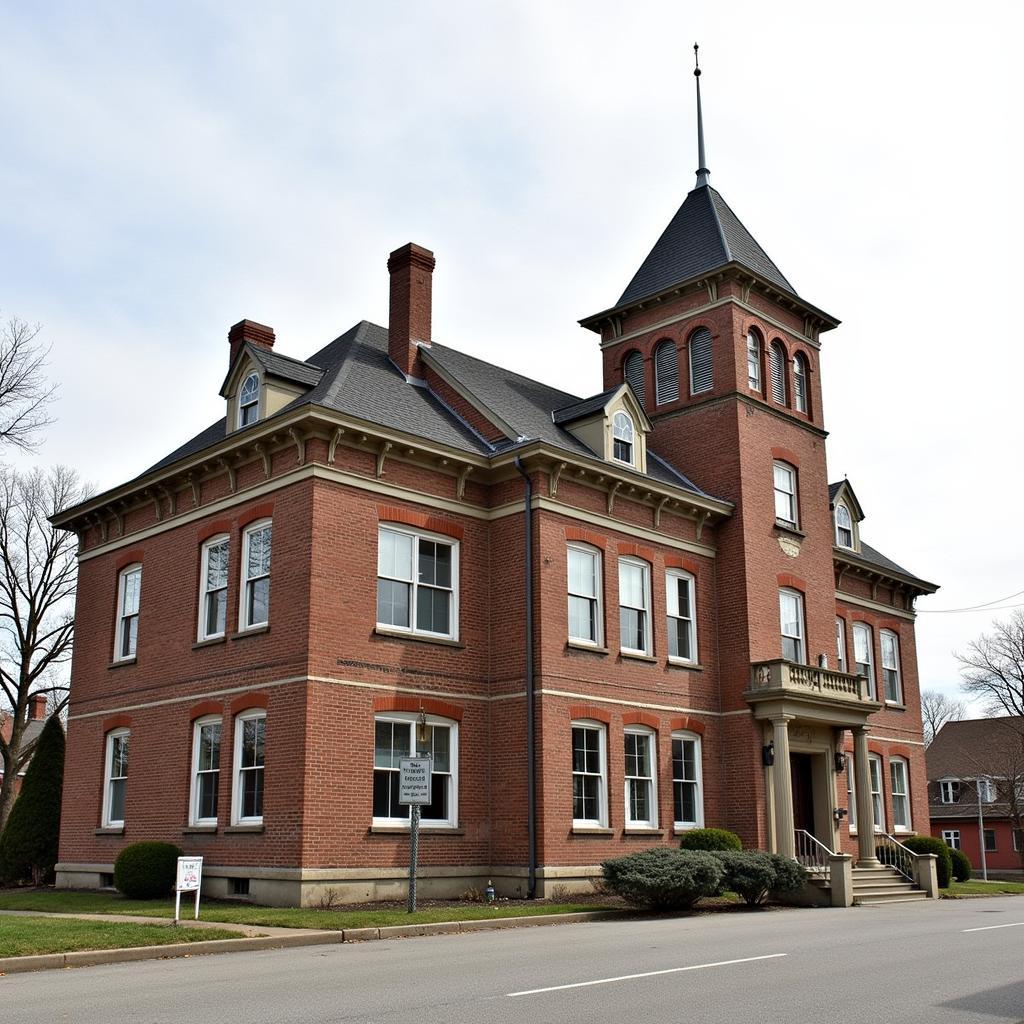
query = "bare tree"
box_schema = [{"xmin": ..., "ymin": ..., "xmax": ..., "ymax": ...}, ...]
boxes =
[
  {"xmin": 0, "ymin": 315, "xmax": 56, "ymax": 450},
  {"xmin": 920, "ymin": 689, "xmax": 967, "ymax": 746},
  {"xmin": 958, "ymin": 610, "xmax": 1024, "ymax": 718},
  {"xmin": 0, "ymin": 466, "xmax": 83, "ymax": 830}
]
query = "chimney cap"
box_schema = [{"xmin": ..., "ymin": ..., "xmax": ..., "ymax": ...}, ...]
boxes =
[{"xmin": 387, "ymin": 243, "xmax": 436, "ymax": 273}]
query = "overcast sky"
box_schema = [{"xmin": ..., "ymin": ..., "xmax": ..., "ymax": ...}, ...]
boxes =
[{"xmin": 2, "ymin": 1, "xmax": 1020, "ymax": 712}]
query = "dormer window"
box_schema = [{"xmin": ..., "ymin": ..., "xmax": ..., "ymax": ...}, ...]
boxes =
[
  {"xmin": 239, "ymin": 372, "xmax": 260, "ymax": 427},
  {"xmin": 612, "ymin": 411, "xmax": 635, "ymax": 465},
  {"xmin": 835, "ymin": 503, "xmax": 854, "ymax": 548}
]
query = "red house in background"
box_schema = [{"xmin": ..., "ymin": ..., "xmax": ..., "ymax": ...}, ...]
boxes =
[{"xmin": 0, "ymin": 693, "xmax": 49, "ymax": 797}]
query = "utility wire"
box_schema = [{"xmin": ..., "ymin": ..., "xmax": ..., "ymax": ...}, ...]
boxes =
[{"xmin": 917, "ymin": 588, "xmax": 1024, "ymax": 614}]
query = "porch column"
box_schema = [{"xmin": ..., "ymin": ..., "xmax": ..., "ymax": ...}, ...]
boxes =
[
  {"xmin": 771, "ymin": 715, "xmax": 796, "ymax": 859},
  {"xmin": 852, "ymin": 726, "xmax": 879, "ymax": 866}
]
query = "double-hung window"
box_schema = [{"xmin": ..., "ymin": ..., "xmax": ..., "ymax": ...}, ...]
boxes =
[
  {"xmin": 618, "ymin": 558, "xmax": 652, "ymax": 656},
  {"xmin": 199, "ymin": 536, "xmax": 229, "ymax": 641},
  {"xmin": 846, "ymin": 754, "xmax": 857, "ymax": 831},
  {"xmin": 191, "ymin": 717, "xmax": 221, "ymax": 825},
  {"xmin": 836, "ymin": 618, "xmax": 848, "ymax": 673},
  {"xmin": 746, "ymin": 330, "xmax": 762, "ymax": 391},
  {"xmin": 773, "ymin": 462, "xmax": 798, "ymax": 526},
  {"xmin": 115, "ymin": 565, "xmax": 142, "ymax": 661},
  {"xmin": 853, "ymin": 623, "xmax": 875, "ymax": 698},
  {"xmin": 373, "ymin": 715, "xmax": 457, "ymax": 826},
  {"xmin": 240, "ymin": 521, "xmax": 271, "ymax": 630},
  {"xmin": 890, "ymin": 757, "xmax": 911, "ymax": 831},
  {"xmin": 672, "ymin": 732, "xmax": 703, "ymax": 829},
  {"xmin": 666, "ymin": 570, "xmax": 696, "ymax": 663},
  {"xmin": 612, "ymin": 411, "xmax": 635, "ymax": 465},
  {"xmin": 624, "ymin": 727, "xmax": 657, "ymax": 827},
  {"xmin": 232, "ymin": 711, "xmax": 265, "ymax": 824},
  {"xmin": 793, "ymin": 354, "xmax": 809, "ymax": 413},
  {"xmin": 779, "ymin": 588, "xmax": 805, "ymax": 663},
  {"xmin": 942, "ymin": 829, "xmax": 961, "ymax": 850},
  {"xmin": 102, "ymin": 729, "xmax": 130, "ymax": 828},
  {"xmin": 239, "ymin": 372, "xmax": 260, "ymax": 427},
  {"xmin": 567, "ymin": 544, "xmax": 602, "ymax": 646},
  {"xmin": 868, "ymin": 754, "xmax": 883, "ymax": 832},
  {"xmin": 984, "ymin": 829, "xmax": 997, "ymax": 852},
  {"xmin": 880, "ymin": 630, "xmax": 902, "ymax": 704},
  {"xmin": 377, "ymin": 526, "xmax": 458, "ymax": 640},
  {"xmin": 939, "ymin": 779, "xmax": 960, "ymax": 804},
  {"xmin": 835, "ymin": 504, "xmax": 854, "ymax": 548},
  {"xmin": 571, "ymin": 721, "xmax": 607, "ymax": 827}
]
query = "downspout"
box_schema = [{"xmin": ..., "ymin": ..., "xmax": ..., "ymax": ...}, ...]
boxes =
[{"xmin": 514, "ymin": 456, "xmax": 537, "ymax": 899}]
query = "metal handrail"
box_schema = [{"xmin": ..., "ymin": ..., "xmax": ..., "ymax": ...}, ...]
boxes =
[
  {"xmin": 876, "ymin": 832, "xmax": 917, "ymax": 882},
  {"xmin": 794, "ymin": 829, "xmax": 833, "ymax": 879}
]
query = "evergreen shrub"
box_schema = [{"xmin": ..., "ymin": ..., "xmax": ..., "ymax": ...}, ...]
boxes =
[
  {"xmin": 114, "ymin": 841, "xmax": 183, "ymax": 899},
  {"xmin": 949, "ymin": 847, "xmax": 973, "ymax": 883},
  {"xmin": 601, "ymin": 848, "xmax": 723, "ymax": 911},
  {"xmin": 678, "ymin": 828, "xmax": 742, "ymax": 852}
]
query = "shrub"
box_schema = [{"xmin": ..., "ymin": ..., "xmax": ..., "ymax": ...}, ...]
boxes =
[
  {"xmin": 901, "ymin": 835, "xmax": 952, "ymax": 888},
  {"xmin": 678, "ymin": 828, "xmax": 742, "ymax": 852},
  {"xmin": 0, "ymin": 715, "xmax": 66, "ymax": 885},
  {"xmin": 767, "ymin": 854, "xmax": 809, "ymax": 898},
  {"xmin": 602, "ymin": 848, "xmax": 723, "ymax": 911},
  {"xmin": 950, "ymin": 847, "xmax": 973, "ymax": 883},
  {"xmin": 713, "ymin": 851, "xmax": 809, "ymax": 906},
  {"xmin": 114, "ymin": 841, "xmax": 183, "ymax": 899}
]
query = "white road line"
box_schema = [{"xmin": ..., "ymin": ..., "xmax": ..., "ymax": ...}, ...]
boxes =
[
  {"xmin": 506, "ymin": 953, "xmax": 788, "ymax": 997},
  {"xmin": 963, "ymin": 921, "xmax": 1024, "ymax": 933}
]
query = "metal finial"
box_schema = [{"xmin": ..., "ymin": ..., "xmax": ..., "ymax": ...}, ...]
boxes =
[{"xmin": 693, "ymin": 43, "xmax": 710, "ymax": 188}]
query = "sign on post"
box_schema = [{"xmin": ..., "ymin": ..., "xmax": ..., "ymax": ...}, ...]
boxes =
[
  {"xmin": 174, "ymin": 856, "xmax": 203, "ymax": 924},
  {"xmin": 399, "ymin": 757, "xmax": 432, "ymax": 913}
]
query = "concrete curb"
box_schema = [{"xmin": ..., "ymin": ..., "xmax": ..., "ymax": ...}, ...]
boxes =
[{"xmin": 0, "ymin": 910, "xmax": 617, "ymax": 974}]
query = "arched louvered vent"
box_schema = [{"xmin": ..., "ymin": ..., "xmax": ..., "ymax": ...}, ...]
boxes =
[
  {"xmin": 624, "ymin": 351, "xmax": 646, "ymax": 408},
  {"xmin": 793, "ymin": 353, "xmax": 808, "ymax": 413},
  {"xmin": 654, "ymin": 341, "xmax": 679, "ymax": 405},
  {"xmin": 689, "ymin": 329, "xmax": 713, "ymax": 395},
  {"xmin": 770, "ymin": 342, "xmax": 787, "ymax": 405}
]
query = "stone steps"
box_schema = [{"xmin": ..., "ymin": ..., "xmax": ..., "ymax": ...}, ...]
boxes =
[{"xmin": 850, "ymin": 865, "xmax": 927, "ymax": 905}]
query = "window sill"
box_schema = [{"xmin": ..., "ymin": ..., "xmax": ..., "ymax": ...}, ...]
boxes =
[
  {"xmin": 571, "ymin": 826, "xmax": 614, "ymax": 836},
  {"xmin": 667, "ymin": 658, "xmax": 704, "ymax": 671},
  {"xmin": 192, "ymin": 636, "xmax": 227, "ymax": 651},
  {"xmin": 372, "ymin": 627, "xmax": 464, "ymax": 649},
  {"xmin": 369, "ymin": 825, "xmax": 465, "ymax": 835},
  {"xmin": 231, "ymin": 625, "xmax": 269, "ymax": 641},
  {"xmin": 107, "ymin": 658, "xmax": 137, "ymax": 670},
  {"xmin": 182, "ymin": 825, "xmax": 218, "ymax": 834},
  {"xmin": 773, "ymin": 520, "xmax": 806, "ymax": 539},
  {"xmin": 673, "ymin": 825, "xmax": 703, "ymax": 835},
  {"xmin": 619, "ymin": 650, "xmax": 657, "ymax": 664},
  {"xmin": 566, "ymin": 640, "xmax": 609, "ymax": 655},
  {"xmin": 623, "ymin": 827, "xmax": 665, "ymax": 836},
  {"xmin": 884, "ymin": 702, "xmax": 906, "ymax": 711},
  {"xmin": 224, "ymin": 824, "xmax": 264, "ymax": 834},
  {"xmin": 94, "ymin": 826, "xmax": 124, "ymax": 836}
]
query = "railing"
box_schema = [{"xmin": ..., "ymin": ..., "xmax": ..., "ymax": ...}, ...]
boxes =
[
  {"xmin": 749, "ymin": 660, "xmax": 874, "ymax": 705},
  {"xmin": 794, "ymin": 829, "xmax": 833, "ymax": 880},
  {"xmin": 876, "ymin": 832, "xmax": 916, "ymax": 881}
]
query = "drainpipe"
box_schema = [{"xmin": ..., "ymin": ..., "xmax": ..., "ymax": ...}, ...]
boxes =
[{"xmin": 514, "ymin": 456, "xmax": 537, "ymax": 899}]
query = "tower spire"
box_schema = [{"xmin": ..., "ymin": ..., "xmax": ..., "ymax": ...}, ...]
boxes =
[{"xmin": 693, "ymin": 43, "xmax": 710, "ymax": 188}]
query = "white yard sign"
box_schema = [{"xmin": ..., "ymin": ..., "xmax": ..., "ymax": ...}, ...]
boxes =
[
  {"xmin": 174, "ymin": 856, "xmax": 203, "ymax": 923},
  {"xmin": 399, "ymin": 757, "xmax": 432, "ymax": 805}
]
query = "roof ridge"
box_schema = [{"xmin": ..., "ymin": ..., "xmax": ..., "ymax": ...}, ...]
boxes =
[{"xmin": 705, "ymin": 186, "xmax": 731, "ymax": 263}]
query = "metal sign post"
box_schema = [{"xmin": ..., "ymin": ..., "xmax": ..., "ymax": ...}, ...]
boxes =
[
  {"xmin": 173, "ymin": 856, "xmax": 203, "ymax": 925},
  {"xmin": 399, "ymin": 756, "xmax": 432, "ymax": 913}
]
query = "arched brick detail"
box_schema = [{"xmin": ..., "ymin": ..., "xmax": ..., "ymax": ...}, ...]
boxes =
[
  {"xmin": 114, "ymin": 549, "xmax": 145, "ymax": 572},
  {"xmin": 238, "ymin": 503, "xmax": 274, "ymax": 529},
  {"xmin": 665, "ymin": 555, "xmax": 700, "ymax": 575},
  {"xmin": 189, "ymin": 700, "xmax": 223, "ymax": 721},
  {"xmin": 887, "ymin": 745, "xmax": 914, "ymax": 760},
  {"xmin": 565, "ymin": 527, "xmax": 606, "ymax": 549},
  {"xmin": 102, "ymin": 713, "xmax": 132, "ymax": 732},
  {"xmin": 569, "ymin": 703, "xmax": 612, "ymax": 724},
  {"xmin": 777, "ymin": 573, "xmax": 807, "ymax": 592},
  {"xmin": 877, "ymin": 619, "xmax": 904, "ymax": 634},
  {"xmin": 668, "ymin": 715, "xmax": 706, "ymax": 735},
  {"xmin": 622, "ymin": 711, "xmax": 659, "ymax": 730},
  {"xmin": 197, "ymin": 519, "xmax": 232, "ymax": 543},
  {"xmin": 771, "ymin": 446, "xmax": 800, "ymax": 467},
  {"xmin": 372, "ymin": 695, "xmax": 464, "ymax": 722},
  {"xmin": 230, "ymin": 692, "xmax": 270, "ymax": 715},
  {"xmin": 867, "ymin": 741, "xmax": 886, "ymax": 757},
  {"xmin": 617, "ymin": 541, "xmax": 655, "ymax": 563},
  {"xmin": 377, "ymin": 505, "xmax": 464, "ymax": 541}
]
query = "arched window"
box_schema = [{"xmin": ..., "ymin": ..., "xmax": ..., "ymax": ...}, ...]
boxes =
[
  {"xmin": 835, "ymin": 504, "xmax": 854, "ymax": 549},
  {"xmin": 793, "ymin": 353, "xmax": 809, "ymax": 412},
  {"xmin": 612, "ymin": 411, "xmax": 634, "ymax": 465},
  {"xmin": 672, "ymin": 731, "xmax": 704, "ymax": 829},
  {"xmin": 689, "ymin": 328, "xmax": 713, "ymax": 394},
  {"xmin": 623, "ymin": 351, "xmax": 646, "ymax": 408},
  {"xmin": 769, "ymin": 342, "xmax": 787, "ymax": 405},
  {"xmin": 746, "ymin": 330, "xmax": 762, "ymax": 391},
  {"xmin": 654, "ymin": 341, "xmax": 679, "ymax": 405},
  {"xmin": 239, "ymin": 372, "xmax": 260, "ymax": 427}
]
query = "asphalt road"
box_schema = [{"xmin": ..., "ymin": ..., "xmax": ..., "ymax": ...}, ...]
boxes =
[{"xmin": 4, "ymin": 897, "xmax": 1023, "ymax": 1024}]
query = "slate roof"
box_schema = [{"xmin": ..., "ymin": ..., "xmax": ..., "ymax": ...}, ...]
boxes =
[
  {"xmin": 617, "ymin": 185, "xmax": 796, "ymax": 308},
  {"xmin": 551, "ymin": 387, "xmax": 621, "ymax": 425},
  {"xmin": 828, "ymin": 481, "xmax": 843, "ymax": 502},
  {"xmin": 247, "ymin": 344, "xmax": 325, "ymax": 388}
]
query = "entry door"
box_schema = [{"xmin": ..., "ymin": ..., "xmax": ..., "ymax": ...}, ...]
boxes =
[{"xmin": 790, "ymin": 753, "xmax": 815, "ymax": 836}]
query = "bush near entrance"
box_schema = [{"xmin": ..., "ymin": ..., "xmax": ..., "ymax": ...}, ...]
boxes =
[
  {"xmin": 949, "ymin": 848, "xmax": 972, "ymax": 883},
  {"xmin": 678, "ymin": 828, "xmax": 742, "ymax": 851},
  {"xmin": 114, "ymin": 842, "xmax": 183, "ymax": 899},
  {"xmin": 901, "ymin": 835, "xmax": 952, "ymax": 888},
  {"xmin": 601, "ymin": 848, "xmax": 723, "ymax": 910},
  {"xmin": 712, "ymin": 851, "xmax": 808, "ymax": 906}
]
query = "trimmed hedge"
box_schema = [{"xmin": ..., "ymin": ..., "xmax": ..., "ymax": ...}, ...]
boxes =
[
  {"xmin": 950, "ymin": 847, "xmax": 973, "ymax": 883},
  {"xmin": 114, "ymin": 841, "xmax": 183, "ymax": 899},
  {"xmin": 678, "ymin": 828, "xmax": 742, "ymax": 852},
  {"xmin": 602, "ymin": 848, "xmax": 723, "ymax": 911},
  {"xmin": 714, "ymin": 851, "xmax": 809, "ymax": 906},
  {"xmin": 901, "ymin": 835, "xmax": 952, "ymax": 888}
]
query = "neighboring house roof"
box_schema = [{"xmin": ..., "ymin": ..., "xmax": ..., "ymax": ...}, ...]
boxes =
[
  {"xmin": 0, "ymin": 714, "xmax": 46, "ymax": 779},
  {"xmin": 616, "ymin": 185, "xmax": 796, "ymax": 308}
]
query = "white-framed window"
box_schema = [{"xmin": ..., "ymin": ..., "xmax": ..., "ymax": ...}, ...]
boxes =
[
  {"xmin": 689, "ymin": 327, "xmax": 713, "ymax": 395},
  {"xmin": 612, "ymin": 411, "xmax": 635, "ymax": 465},
  {"xmin": 835, "ymin": 503, "xmax": 854, "ymax": 549},
  {"xmin": 567, "ymin": 544, "xmax": 602, "ymax": 646},
  {"xmin": 114, "ymin": 564, "xmax": 142, "ymax": 662},
  {"xmin": 846, "ymin": 753, "xmax": 857, "ymax": 832},
  {"xmin": 977, "ymin": 777, "xmax": 997, "ymax": 803},
  {"xmin": 618, "ymin": 557, "xmax": 652, "ymax": 656},
  {"xmin": 666, "ymin": 570, "xmax": 697, "ymax": 663},
  {"xmin": 624, "ymin": 726, "xmax": 657, "ymax": 827},
  {"xmin": 240, "ymin": 520, "xmax": 271, "ymax": 630},
  {"xmin": 836, "ymin": 617, "xmax": 848, "ymax": 673},
  {"xmin": 793, "ymin": 353, "xmax": 809, "ymax": 413},
  {"xmin": 623, "ymin": 350, "xmax": 646, "ymax": 408},
  {"xmin": 232, "ymin": 710, "xmax": 266, "ymax": 824},
  {"xmin": 190, "ymin": 716, "xmax": 222, "ymax": 825},
  {"xmin": 880, "ymin": 630, "xmax": 902, "ymax": 704},
  {"xmin": 890, "ymin": 757, "xmax": 911, "ymax": 832},
  {"xmin": 853, "ymin": 623, "xmax": 875, "ymax": 698},
  {"xmin": 779, "ymin": 588, "xmax": 805, "ymax": 663},
  {"xmin": 654, "ymin": 340, "xmax": 679, "ymax": 405},
  {"xmin": 773, "ymin": 461, "xmax": 798, "ymax": 526},
  {"xmin": 571, "ymin": 721, "xmax": 608, "ymax": 827},
  {"xmin": 769, "ymin": 341, "xmax": 787, "ymax": 405},
  {"xmin": 102, "ymin": 729, "xmax": 130, "ymax": 827},
  {"xmin": 373, "ymin": 714, "xmax": 457, "ymax": 827},
  {"xmin": 942, "ymin": 829, "xmax": 961, "ymax": 850},
  {"xmin": 984, "ymin": 828, "xmax": 997, "ymax": 852},
  {"xmin": 238, "ymin": 371, "xmax": 260, "ymax": 427},
  {"xmin": 377, "ymin": 525, "xmax": 459, "ymax": 640},
  {"xmin": 746, "ymin": 330, "xmax": 762, "ymax": 391},
  {"xmin": 940, "ymin": 779, "xmax": 960, "ymax": 804},
  {"xmin": 672, "ymin": 731, "xmax": 703, "ymax": 829},
  {"xmin": 198, "ymin": 535, "xmax": 230, "ymax": 641},
  {"xmin": 868, "ymin": 754, "xmax": 883, "ymax": 832}
]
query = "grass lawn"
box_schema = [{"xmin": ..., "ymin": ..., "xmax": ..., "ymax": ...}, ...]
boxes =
[
  {"xmin": 0, "ymin": 916, "xmax": 243, "ymax": 957},
  {"xmin": 942, "ymin": 879, "xmax": 1024, "ymax": 898},
  {"xmin": 0, "ymin": 889, "xmax": 617, "ymax": 930}
]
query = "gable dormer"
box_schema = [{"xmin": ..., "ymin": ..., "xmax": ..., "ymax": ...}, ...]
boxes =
[
  {"xmin": 828, "ymin": 479, "xmax": 865, "ymax": 552},
  {"xmin": 552, "ymin": 383, "xmax": 652, "ymax": 473}
]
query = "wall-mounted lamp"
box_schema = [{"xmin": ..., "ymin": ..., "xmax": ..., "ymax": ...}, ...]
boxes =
[
  {"xmin": 834, "ymin": 752, "xmax": 846, "ymax": 774},
  {"xmin": 416, "ymin": 707, "xmax": 430, "ymax": 750},
  {"xmin": 833, "ymin": 807, "xmax": 848, "ymax": 824},
  {"xmin": 762, "ymin": 741, "xmax": 775, "ymax": 767}
]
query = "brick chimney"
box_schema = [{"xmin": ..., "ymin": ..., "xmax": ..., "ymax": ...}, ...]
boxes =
[
  {"xmin": 228, "ymin": 319, "xmax": 275, "ymax": 368},
  {"xmin": 388, "ymin": 243, "xmax": 435, "ymax": 377},
  {"xmin": 29, "ymin": 693, "xmax": 47, "ymax": 720}
]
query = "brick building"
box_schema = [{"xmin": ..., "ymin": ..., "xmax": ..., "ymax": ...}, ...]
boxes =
[
  {"xmin": 0, "ymin": 693, "xmax": 49, "ymax": 797},
  {"xmin": 53, "ymin": 82, "xmax": 938, "ymax": 905}
]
